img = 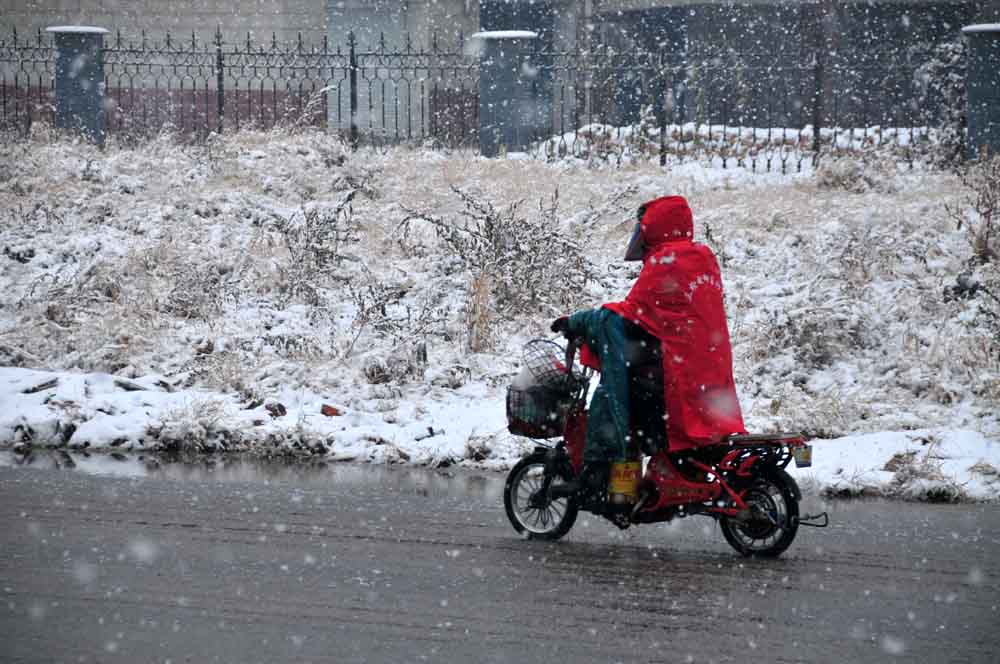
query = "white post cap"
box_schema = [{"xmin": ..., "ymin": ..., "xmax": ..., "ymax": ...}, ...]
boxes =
[{"xmin": 46, "ymin": 26, "xmax": 110, "ymax": 34}]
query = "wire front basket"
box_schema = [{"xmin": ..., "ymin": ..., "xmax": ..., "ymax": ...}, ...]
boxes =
[
  {"xmin": 522, "ymin": 339, "xmax": 577, "ymax": 389},
  {"xmin": 506, "ymin": 339, "xmax": 586, "ymax": 439}
]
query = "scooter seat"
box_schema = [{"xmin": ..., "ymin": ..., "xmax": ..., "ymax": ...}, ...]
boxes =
[{"xmin": 724, "ymin": 432, "xmax": 805, "ymax": 445}]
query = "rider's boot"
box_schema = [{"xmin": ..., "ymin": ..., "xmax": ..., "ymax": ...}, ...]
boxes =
[{"xmin": 549, "ymin": 461, "xmax": 610, "ymax": 499}]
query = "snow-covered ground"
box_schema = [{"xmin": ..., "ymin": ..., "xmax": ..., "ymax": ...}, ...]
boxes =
[{"xmin": 1, "ymin": 127, "xmax": 997, "ymax": 500}]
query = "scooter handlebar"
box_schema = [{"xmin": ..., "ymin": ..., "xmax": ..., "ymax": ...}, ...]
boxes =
[{"xmin": 564, "ymin": 336, "xmax": 579, "ymax": 375}]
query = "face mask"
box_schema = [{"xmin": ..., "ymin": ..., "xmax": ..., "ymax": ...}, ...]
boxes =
[
  {"xmin": 624, "ymin": 221, "xmax": 645, "ymax": 262},
  {"xmin": 625, "ymin": 204, "xmax": 648, "ymax": 261}
]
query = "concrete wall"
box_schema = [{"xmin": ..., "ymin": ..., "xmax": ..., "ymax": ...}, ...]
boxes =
[{"xmin": 0, "ymin": 0, "xmax": 329, "ymax": 44}]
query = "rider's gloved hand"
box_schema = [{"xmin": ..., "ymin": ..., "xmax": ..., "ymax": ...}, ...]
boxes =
[{"xmin": 550, "ymin": 316, "xmax": 570, "ymax": 337}]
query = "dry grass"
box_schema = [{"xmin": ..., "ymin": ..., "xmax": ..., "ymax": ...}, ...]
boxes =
[
  {"xmin": 815, "ymin": 154, "xmax": 899, "ymax": 194},
  {"xmin": 466, "ymin": 271, "xmax": 496, "ymax": 353}
]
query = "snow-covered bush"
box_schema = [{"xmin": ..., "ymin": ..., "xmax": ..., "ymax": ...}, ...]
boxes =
[
  {"xmin": 948, "ymin": 155, "xmax": 1000, "ymax": 263},
  {"xmin": 155, "ymin": 398, "xmax": 233, "ymax": 454},
  {"xmin": 270, "ymin": 193, "xmax": 361, "ymax": 307},
  {"xmin": 755, "ymin": 302, "xmax": 867, "ymax": 369},
  {"xmin": 815, "ymin": 154, "xmax": 898, "ymax": 194},
  {"xmin": 943, "ymin": 156, "xmax": 1000, "ymax": 406},
  {"xmin": 550, "ymin": 105, "xmax": 662, "ymax": 164},
  {"xmin": 403, "ymin": 186, "xmax": 600, "ymax": 320},
  {"xmin": 344, "ymin": 270, "xmax": 447, "ymax": 357},
  {"xmin": 361, "ymin": 347, "xmax": 427, "ymax": 385},
  {"xmin": 155, "ymin": 257, "xmax": 228, "ymax": 321},
  {"xmin": 187, "ymin": 349, "xmax": 262, "ymax": 402}
]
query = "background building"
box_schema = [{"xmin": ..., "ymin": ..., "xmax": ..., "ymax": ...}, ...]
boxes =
[{"xmin": 2, "ymin": 1, "xmax": 997, "ymax": 50}]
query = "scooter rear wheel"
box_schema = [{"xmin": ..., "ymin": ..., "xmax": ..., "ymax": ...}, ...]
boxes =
[
  {"xmin": 720, "ymin": 468, "xmax": 800, "ymax": 557},
  {"xmin": 504, "ymin": 452, "xmax": 578, "ymax": 540}
]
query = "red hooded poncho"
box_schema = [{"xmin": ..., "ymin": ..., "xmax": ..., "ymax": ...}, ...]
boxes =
[{"xmin": 604, "ymin": 196, "xmax": 746, "ymax": 450}]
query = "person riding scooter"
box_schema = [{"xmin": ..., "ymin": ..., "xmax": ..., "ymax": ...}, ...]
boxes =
[{"xmin": 550, "ymin": 195, "xmax": 746, "ymax": 497}]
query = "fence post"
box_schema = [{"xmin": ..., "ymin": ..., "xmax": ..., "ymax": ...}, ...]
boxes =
[
  {"xmin": 962, "ymin": 23, "xmax": 1000, "ymax": 159},
  {"xmin": 47, "ymin": 25, "xmax": 107, "ymax": 146},
  {"xmin": 472, "ymin": 30, "xmax": 540, "ymax": 158},
  {"xmin": 659, "ymin": 93, "xmax": 668, "ymax": 167},
  {"xmin": 809, "ymin": 2, "xmax": 828, "ymax": 161},
  {"xmin": 812, "ymin": 50, "xmax": 824, "ymax": 157},
  {"xmin": 659, "ymin": 69, "xmax": 671, "ymax": 167},
  {"xmin": 215, "ymin": 27, "xmax": 224, "ymax": 135},
  {"xmin": 348, "ymin": 31, "xmax": 358, "ymax": 149}
]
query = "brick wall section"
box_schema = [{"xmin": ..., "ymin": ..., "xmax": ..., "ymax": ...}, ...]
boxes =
[{"xmin": 0, "ymin": 0, "xmax": 328, "ymax": 44}]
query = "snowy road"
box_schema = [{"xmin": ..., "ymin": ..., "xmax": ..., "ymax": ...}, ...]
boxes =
[{"xmin": 1, "ymin": 462, "xmax": 998, "ymax": 663}]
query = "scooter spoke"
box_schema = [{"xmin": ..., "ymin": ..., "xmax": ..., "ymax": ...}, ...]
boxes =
[
  {"xmin": 539, "ymin": 508, "xmax": 551, "ymax": 527},
  {"xmin": 517, "ymin": 474, "xmax": 543, "ymax": 501},
  {"xmin": 516, "ymin": 483, "xmax": 534, "ymax": 504}
]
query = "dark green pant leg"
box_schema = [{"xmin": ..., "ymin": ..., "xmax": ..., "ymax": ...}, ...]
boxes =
[{"xmin": 569, "ymin": 309, "xmax": 630, "ymax": 463}]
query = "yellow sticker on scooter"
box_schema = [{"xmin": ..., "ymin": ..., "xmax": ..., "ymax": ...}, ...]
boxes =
[{"xmin": 608, "ymin": 461, "xmax": 642, "ymax": 501}]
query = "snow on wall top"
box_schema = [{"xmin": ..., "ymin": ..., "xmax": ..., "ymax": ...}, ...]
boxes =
[
  {"xmin": 46, "ymin": 26, "xmax": 110, "ymax": 34},
  {"xmin": 962, "ymin": 24, "xmax": 1000, "ymax": 34},
  {"xmin": 470, "ymin": 30, "xmax": 538, "ymax": 40}
]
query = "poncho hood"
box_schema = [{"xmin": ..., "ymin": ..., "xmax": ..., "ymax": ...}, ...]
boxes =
[{"xmin": 641, "ymin": 196, "xmax": 693, "ymax": 249}]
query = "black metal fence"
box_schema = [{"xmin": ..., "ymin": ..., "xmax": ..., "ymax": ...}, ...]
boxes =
[
  {"xmin": 0, "ymin": 28, "xmax": 962, "ymax": 171},
  {"xmin": 539, "ymin": 42, "xmax": 961, "ymax": 171}
]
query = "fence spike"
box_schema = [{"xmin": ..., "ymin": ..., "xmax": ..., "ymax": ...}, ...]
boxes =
[
  {"xmin": 165, "ymin": 31, "xmax": 171, "ymax": 49},
  {"xmin": 405, "ymin": 32, "xmax": 412, "ymax": 54},
  {"xmin": 246, "ymin": 32, "xmax": 252, "ymax": 51},
  {"xmin": 379, "ymin": 31, "xmax": 386, "ymax": 53},
  {"xmin": 216, "ymin": 25, "xmax": 223, "ymax": 47},
  {"xmin": 191, "ymin": 30, "xmax": 197, "ymax": 50},
  {"xmin": 323, "ymin": 34, "xmax": 328, "ymax": 54},
  {"xmin": 431, "ymin": 31, "xmax": 438, "ymax": 53},
  {"xmin": 298, "ymin": 32, "xmax": 303, "ymax": 53},
  {"xmin": 271, "ymin": 32, "xmax": 277, "ymax": 50}
]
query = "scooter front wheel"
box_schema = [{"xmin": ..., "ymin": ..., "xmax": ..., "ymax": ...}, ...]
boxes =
[{"xmin": 504, "ymin": 452, "xmax": 578, "ymax": 541}]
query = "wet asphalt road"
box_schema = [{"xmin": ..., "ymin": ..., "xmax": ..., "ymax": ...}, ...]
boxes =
[{"xmin": 0, "ymin": 457, "xmax": 998, "ymax": 664}]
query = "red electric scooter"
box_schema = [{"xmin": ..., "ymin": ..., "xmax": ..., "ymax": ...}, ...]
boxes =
[{"xmin": 503, "ymin": 339, "xmax": 827, "ymax": 557}]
